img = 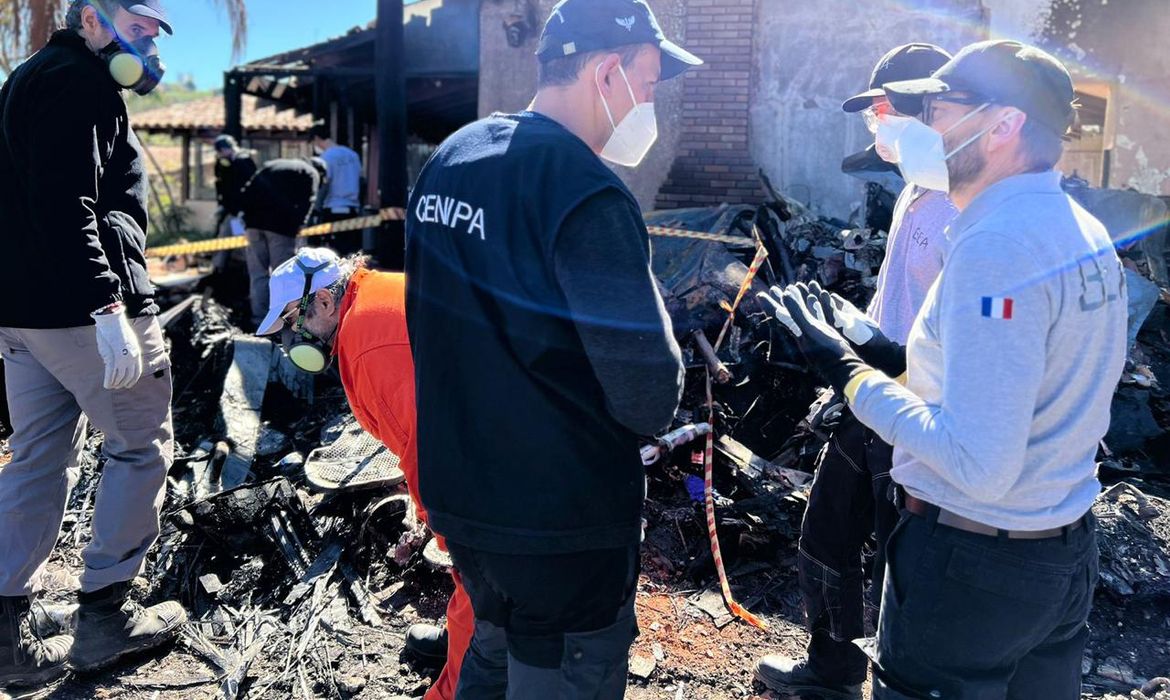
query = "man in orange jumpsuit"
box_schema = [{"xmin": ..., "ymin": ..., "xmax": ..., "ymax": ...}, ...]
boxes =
[{"xmin": 256, "ymin": 247, "xmax": 471, "ymax": 700}]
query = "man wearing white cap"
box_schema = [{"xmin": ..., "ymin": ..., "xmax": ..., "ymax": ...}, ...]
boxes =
[{"xmin": 256, "ymin": 248, "xmax": 473, "ymax": 700}]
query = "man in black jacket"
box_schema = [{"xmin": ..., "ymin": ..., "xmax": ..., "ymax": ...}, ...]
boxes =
[
  {"xmin": 214, "ymin": 134, "xmax": 257, "ymax": 221},
  {"xmin": 240, "ymin": 157, "xmax": 324, "ymax": 329},
  {"xmin": 0, "ymin": 0, "xmax": 186, "ymax": 687},
  {"xmin": 406, "ymin": 1, "xmax": 697, "ymax": 696},
  {"xmin": 211, "ymin": 134, "xmax": 257, "ymax": 270}
]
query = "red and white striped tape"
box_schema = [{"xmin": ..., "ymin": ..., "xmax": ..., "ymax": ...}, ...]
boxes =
[{"xmin": 702, "ymin": 235, "xmax": 769, "ymax": 630}]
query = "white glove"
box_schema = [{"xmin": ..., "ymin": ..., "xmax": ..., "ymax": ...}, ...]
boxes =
[
  {"xmin": 92, "ymin": 308, "xmax": 143, "ymax": 390},
  {"xmin": 757, "ymin": 285, "xmax": 806, "ymax": 337},
  {"xmin": 826, "ymin": 293, "xmax": 877, "ymax": 345}
]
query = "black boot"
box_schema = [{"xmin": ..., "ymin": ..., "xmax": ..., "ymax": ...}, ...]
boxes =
[
  {"xmin": 0, "ymin": 596, "xmax": 72, "ymax": 688},
  {"xmin": 754, "ymin": 655, "xmax": 863, "ymax": 699},
  {"xmin": 404, "ymin": 624, "xmax": 448, "ymax": 661},
  {"xmin": 29, "ymin": 600, "xmax": 78, "ymax": 639},
  {"xmin": 69, "ymin": 582, "xmax": 186, "ymax": 673}
]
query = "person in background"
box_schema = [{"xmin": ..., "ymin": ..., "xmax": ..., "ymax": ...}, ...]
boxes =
[
  {"xmin": 310, "ymin": 124, "xmax": 363, "ymax": 255},
  {"xmin": 239, "ymin": 156, "xmax": 324, "ymax": 330},
  {"xmin": 211, "ymin": 134, "xmax": 257, "ymax": 271}
]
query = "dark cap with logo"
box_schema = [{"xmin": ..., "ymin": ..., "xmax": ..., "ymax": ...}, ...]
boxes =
[
  {"xmin": 842, "ymin": 43, "xmax": 951, "ymax": 113},
  {"xmin": 116, "ymin": 0, "xmax": 172, "ymax": 35},
  {"xmin": 536, "ymin": 0, "xmax": 702, "ymax": 81},
  {"xmin": 884, "ymin": 39, "xmax": 1076, "ymax": 135}
]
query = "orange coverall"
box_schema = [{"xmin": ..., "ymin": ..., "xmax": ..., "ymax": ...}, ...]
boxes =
[{"xmin": 334, "ymin": 268, "xmax": 472, "ymax": 700}]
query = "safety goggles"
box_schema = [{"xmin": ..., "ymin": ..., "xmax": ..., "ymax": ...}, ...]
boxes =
[{"xmin": 861, "ymin": 100, "xmax": 897, "ymax": 134}]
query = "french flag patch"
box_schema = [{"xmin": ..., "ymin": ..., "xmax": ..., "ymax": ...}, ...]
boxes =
[{"xmin": 982, "ymin": 296, "xmax": 1014, "ymax": 320}]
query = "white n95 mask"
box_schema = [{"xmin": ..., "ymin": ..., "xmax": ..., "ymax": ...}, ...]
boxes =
[
  {"xmin": 596, "ymin": 63, "xmax": 658, "ymax": 168},
  {"xmin": 873, "ymin": 114, "xmax": 914, "ymax": 164},
  {"xmin": 877, "ymin": 104, "xmax": 994, "ymax": 193}
]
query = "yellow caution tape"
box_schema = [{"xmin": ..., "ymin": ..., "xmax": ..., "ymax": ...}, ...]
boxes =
[
  {"xmin": 145, "ymin": 208, "xmax": 406, "ymax": 258},
  {"xmin": 145, "ymin": 209, "xmax": 753, "ymax": 258},
  {"xmin": 646, "ymin": 225, "xmax": 756, "ymax": 246}
]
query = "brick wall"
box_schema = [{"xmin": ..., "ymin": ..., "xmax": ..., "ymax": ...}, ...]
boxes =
[{"xmin": 655, "ymin": 0, "xmax": 762, "ymax": 209}]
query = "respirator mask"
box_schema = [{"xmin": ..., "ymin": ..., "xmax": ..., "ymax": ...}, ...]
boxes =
[
  {"xmin": 281, "ymin": 260, "xmax": 335, "ymax": 375},
  {"xmin": 99, "ymin": 27, "xmax": 165, "ymax": 96}
]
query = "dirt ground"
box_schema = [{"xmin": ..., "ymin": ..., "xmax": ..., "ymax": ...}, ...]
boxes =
[
  {"xmin": 2, "ymin": 464, "xmax": 1166, "ymax": 700},
  {"xmin": 2, "ymin": 291, "xmax": 1169, "ymax": 700}
]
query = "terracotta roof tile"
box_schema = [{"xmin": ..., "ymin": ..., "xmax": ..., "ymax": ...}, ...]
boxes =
[{"xmin": 133, "ymin": 94, "xmax": 314, "ymax": 134}]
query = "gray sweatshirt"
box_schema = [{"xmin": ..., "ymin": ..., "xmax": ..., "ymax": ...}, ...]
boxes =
[
  {"xmin": 554, "ymin": 188, "xmax": 685, "ymax": 437},
  {"xmin": 849, "ymin": 171, "xmax": 1127, "ymax": 531}
]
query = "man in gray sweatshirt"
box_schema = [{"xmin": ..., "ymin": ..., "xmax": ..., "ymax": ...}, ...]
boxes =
[{"xmin": 761, "ymin": 40, "xmax": 1126, "ymax": 699}]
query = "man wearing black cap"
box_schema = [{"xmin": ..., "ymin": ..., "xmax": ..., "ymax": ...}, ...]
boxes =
[
  {"xmin": 211, "ymin": 134, "xmax": 258, "ymax": 271},
  {"xmin": 213, "ymin": 136, "xmax": 258, "ymax": 229},
  {"xmin": 755, "ymin": 43, "xmax": 956, "ymax": 699},
  {"xmin": 0, "ymin": 0, "xmax": 186, "ymax": 687},
  {"xmin": 761, "ymin": 40, "xmax": 1125, "ymax": 698},
  {"xmin": 405, "ymin": 0, "xmax": 699, "ymax": 696}
]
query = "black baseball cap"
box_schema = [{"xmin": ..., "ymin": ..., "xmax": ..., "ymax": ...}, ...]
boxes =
[
  {"xmin": 536, "ymin": 0, "xmax": 702, "ymax": 81},
  {"xmin": 842, "ymin": 43, "xmax": 951, "ymax": 113},
  {"xmin": 883, "ymin": 40, "xmax": 1076, "ymax": 135},
  {"xmin": 118, "ymin": 0, "xmax": 172, "ymax": 35}
]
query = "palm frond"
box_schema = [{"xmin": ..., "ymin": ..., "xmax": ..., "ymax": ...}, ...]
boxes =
[{"xmin": 208, "ymin": 0, "xmax": 248, "ymax": 62}]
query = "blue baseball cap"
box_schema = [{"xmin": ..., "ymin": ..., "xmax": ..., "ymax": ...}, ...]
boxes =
[
  {"xmin": 536, "ymin": 0, "xmax": 702, "ymax": 80},
  {"xmin": 120, "ymin": 0, "xmax": 172, "ymax": 35}
]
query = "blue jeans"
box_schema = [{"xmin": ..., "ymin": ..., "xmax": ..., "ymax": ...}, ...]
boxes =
[
  {"xmin": 872, "ymin": 508, "xmax": 1097, "ymax": 699},
  {"xmin": 1125, "ymin": 268, "xmax": 1159, "ymax": 352}
]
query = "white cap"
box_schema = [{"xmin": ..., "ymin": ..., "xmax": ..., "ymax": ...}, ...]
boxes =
[{"xmin": 255, "ymin": 247, "xmax": 343, "ymax": 336}]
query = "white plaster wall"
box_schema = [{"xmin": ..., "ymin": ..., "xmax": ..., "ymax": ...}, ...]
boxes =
[
  {"xmin": 748, "ymin": 0, "xmax": 987, "ymax": 220},
  {"xmin": 750, "ymin": 0, "xmax": 987, "ymax": 220},
  {"xmin": 985, "ymin": 0, "xmax": 1170, "ymax": 195}
]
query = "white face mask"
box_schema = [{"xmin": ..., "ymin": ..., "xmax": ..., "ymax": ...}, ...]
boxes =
[
  {"xmin": 596, "ymin": 63, "xmax": 658, "ymax": 168},
  {"xmin": 873, "ymin": 115, "xmax": 913, "ymax": 164},
  {"xmin": 875, "ymin": 104, "xmax": 994, "ymax": 193}
]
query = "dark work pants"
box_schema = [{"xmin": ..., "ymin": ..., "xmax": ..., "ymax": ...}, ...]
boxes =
[
  {"xmin": 798, "ymin": 412, "xmax": 897, "ymax": 685},
  {"xmin": 872, "ymin": 509, "xmax": 1098, "ymax": 699},
  {"xmin": 446, "ymin": 542, "xmax": 640, "ymax": 700},
  {"xmin": 316, "ymin": 210, "xmax": 362, "ymax": 256}
]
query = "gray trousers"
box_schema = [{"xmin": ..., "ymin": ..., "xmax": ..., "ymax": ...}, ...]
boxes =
[
  {"xmin": 0, "ymin": 317, "xmax": 173, "ymax": 596},
  {"xmin": 245, "ymin": 228, "xmax": 298, "ymax": 329}
]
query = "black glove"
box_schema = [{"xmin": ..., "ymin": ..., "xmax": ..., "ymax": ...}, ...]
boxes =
[
  {"xmin": 758, "ymin": 285, "xmax": 873, "ymax": 396},
  {"xmin": 805, "ymin": 281, "xmax": 908, "ymax": 377}
]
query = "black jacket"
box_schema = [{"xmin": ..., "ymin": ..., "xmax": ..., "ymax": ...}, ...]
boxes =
[
  {"xmin": 240, "ymin": 159, "xmax": 320, "ymax": 237},
  {"xmin": 0, "ymin": 30, "xmax": 156, "ymax": 328},
  {"xmin": 215, "ymin": 150, "xmax": 257, "ymax": 216},
  {"xmin": 406, "ymin": 112, "xmax": 660, "ymax": 555}
]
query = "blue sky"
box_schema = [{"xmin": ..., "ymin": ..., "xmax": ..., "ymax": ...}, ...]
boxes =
[{"xmin": 160, "ymin": 0, "xmax": 381, "ymax": 90}]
